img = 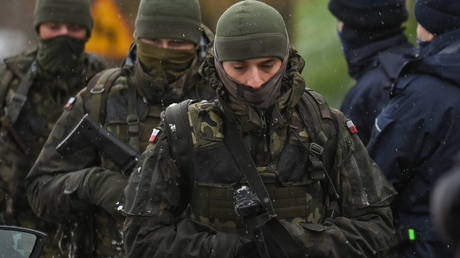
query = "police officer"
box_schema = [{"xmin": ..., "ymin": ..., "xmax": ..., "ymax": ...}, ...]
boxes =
[
  {"xmin": 25, "ymin": 0, "xmax": 214, "ymax": 257},
  {"xmin": 328, "ymin": 0, "xmax": 415, "ymax": 145},
  {"xmin": 123, "ymin": 1, "xmax": 397, "ymax": 257},
  {"xmin": 367, "ymin": 0, "xmax": 460, "ymax": 257},
  {"xmin": 0, "ymin": 0, "xmax": 105, "ymax": 256}
]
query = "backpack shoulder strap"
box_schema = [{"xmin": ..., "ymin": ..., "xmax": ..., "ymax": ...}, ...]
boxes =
[
  {"xmin": 0, "ymin": 63, "xmax": 15, "ymax": 111},
  {"xmin": 82, "ymin": 68, "xmax": 121, "ymax": 124},
  {"xmin": 163, "ymin": 99, "xmax": 195, "ymax": 206},
  {"xmin": 3, "ymin": 60, "xmax": 37, "ymax": 125},
  {"xmin": 163, "ymin": 99, "xmax": 194, "ymax": 172},
  {"xmin": 296, "ymin": 89, "xmax": 341, "ymax": 204}
]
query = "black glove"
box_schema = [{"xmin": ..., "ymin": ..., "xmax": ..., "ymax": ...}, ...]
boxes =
[
  {"xmin": 262, "ymin": 219, "xmax": 304, "ymax": 258},
  {"xmin": 236, "ymin": 241, "xmax": 261, "ymax": 258},
  {"xmin": 78, "ymin": 170, "xmax": 127, "ymax": 215}
]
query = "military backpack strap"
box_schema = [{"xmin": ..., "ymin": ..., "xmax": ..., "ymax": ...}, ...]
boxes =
[
  {"xmin": 127, "ymin": 85, "xmax": 140, "ymax": 151},
  {"xmin": 163, "ymin": 99, "xmax": 195, "ymax": 206},
  {"xmin": 0, "ymin": 67, "xmax": 14, "ymax": 111},
  {"xmin": 82, "ymin": 68, "xmax": 121, "ymax": 124},
  {"xmin": 296, "ymin": 89, "xmax": 340, "ymax": 212},
  {"xmin": 3, "ymin": 60, "xmax": 37, "ymax": 125},
  {"xmin": 163, "ymin": 99, "xmax": 194, "ymax": 173},
  {"xmin": 0, "ymin": 61, "xmax": 37, "ymax": 155}
]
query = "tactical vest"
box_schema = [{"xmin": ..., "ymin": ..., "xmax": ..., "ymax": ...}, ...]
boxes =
[
  {"xmin": 164, "ymin": 89, "xmax": 340, "ymax": 234},
  {"xmin": 81, "ymin": 68, "xmax": 162, "ymax": 170}
]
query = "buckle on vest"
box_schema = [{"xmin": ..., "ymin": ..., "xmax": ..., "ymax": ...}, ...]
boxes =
[
  {"xmin": 9, "ymin": 93, "xmax": 27, "ymax": 107},
  {"xmin": 309, "ymin": 143, "xmax": 324, "ymax": 156},
  {"xmin": 126, "ymin": 114, "xmax": 140, "ymax": 135}
]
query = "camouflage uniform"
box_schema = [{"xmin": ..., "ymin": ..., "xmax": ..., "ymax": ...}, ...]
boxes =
[
  {"xmin": 25, "ymin": 35, "xmax": 214, "ymax": 257},
  {"xmin": 0, "ymin": 49, "xmax": 105, "ymax": 257},
  {"xmin": 123, "ymin": 50, "xmax": 398, "ymax": 258}
]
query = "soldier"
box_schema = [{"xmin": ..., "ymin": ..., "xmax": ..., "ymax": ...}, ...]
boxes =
[
  {"xmin": 367, "ymin": 0, "xmax": 460, "ymax": 257},
  {"xmin": 25, "ymin": 0, "xmax": 214, "ymax": 257},
  {"xmin": 0, "ymin": 0, "xmax": 105, "ymax": 256},
  {"xmin": 123, "ymin": 1, "xmax": 397, "ymax": 257},
  {"xmin": 328, "ymin": 0, "xmax": 415, "ymax": 145}
]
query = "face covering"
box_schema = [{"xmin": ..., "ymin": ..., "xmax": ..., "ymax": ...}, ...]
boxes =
[
  {"xmin": 37, "ymin": 35, "xmax": 86, "ymax": 74},
  {"xmin": 136, "ymin": 39, "xmax": 196, "ymax": 83},
  {"xmin": 214, "ymin": 50, "xmax": 289, "ymax": 110}
]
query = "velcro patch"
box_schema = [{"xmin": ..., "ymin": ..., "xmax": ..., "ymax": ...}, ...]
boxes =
[
  {"xmin": 149, "ymin": 128, "xmax": 161, "ymax": 143},
  {"xmin": 346, "ymin": 120, "xmax": 358, "ymax": 134},
  {"xmin": 64, "ymin": 96, "xmax": 76, "ymax": 110}
]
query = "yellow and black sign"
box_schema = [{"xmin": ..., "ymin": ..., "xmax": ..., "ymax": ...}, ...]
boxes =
[{"xmin": 86, "ymin": 0, "xmax": 133, "ymax": 60}]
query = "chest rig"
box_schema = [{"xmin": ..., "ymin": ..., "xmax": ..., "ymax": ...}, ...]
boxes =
[
  {"xmin": 164, "ymin": 89, "xmax": 340, "ymax": 233},
  {"xmin": 82, "ymin": 68, "xmax": 162, "ymax": 170}
]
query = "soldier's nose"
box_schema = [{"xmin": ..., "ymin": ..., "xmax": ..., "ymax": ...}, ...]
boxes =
[{"xmin": 245, "ymin": 68, "xmax": 264, "ymax": 89}]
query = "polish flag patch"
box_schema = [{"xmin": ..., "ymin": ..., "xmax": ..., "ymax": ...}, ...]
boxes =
[
  {"xmin": 64, "ymin": 96, "xmax": 76, "ymax": 110},
  {"xmin": 149, "ymin": 128, "xmax": 161, "ymax": 143},
  {"xmin": 346, "ymin": 120, "xmax": 358, "ymax": 134}
]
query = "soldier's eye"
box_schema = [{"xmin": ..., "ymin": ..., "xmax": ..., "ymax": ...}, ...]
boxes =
[
  {"xmin": 261, "ymin": 64, "xmax": 274, "ymax": 69},
  {"xmin": 48, "ymin": 23, "xmax": 59, "ymax": 30},
  {"xmin": 68, "ymin": 25, "xmax": 85, "ymax": 32},
  {"xmin": 233, "ymin": 65, "xmax": 245, "ymax": 71}
]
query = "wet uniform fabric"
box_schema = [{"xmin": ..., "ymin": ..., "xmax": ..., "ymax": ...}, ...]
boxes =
[
  {"xmin": 123, "ymin": 51, "xmax": 398, "ymax": 258},
  {"xmin": 0, "ymin": 49, "xmax": 106, "ymax": 257},
  {"xmin": 26, "ymin": 41, "xmax": 214, "ymax": 258}
]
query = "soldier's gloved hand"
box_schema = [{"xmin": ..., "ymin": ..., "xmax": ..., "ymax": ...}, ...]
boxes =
[
  {"xmin": 78, "ymin": 170, "xmax": 127, "ymax": 216},
  {"xmin": 261, "ymin": 219, "xmax": 304, "ymax": 258},
  {"xmin": 235, "ymin": 241, "xmax": 261, "ymax": 258}
]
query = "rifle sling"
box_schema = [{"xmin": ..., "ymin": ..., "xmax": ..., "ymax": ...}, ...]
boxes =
[{"xmin": 221, "ymin": 101, "xmax": 275, "ymax": 216}]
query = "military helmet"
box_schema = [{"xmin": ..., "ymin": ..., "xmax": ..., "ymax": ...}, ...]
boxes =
[
  {"xmin": 33, "ymin": 0, "xmax": 93, "ymax": 35},
  {"xmin": 135, "ymin": 0, "xmax": 202, "ymax": 45},
  {"xmin": 214, "ymin": 0, "xmax": 288, "ymax": 61}
]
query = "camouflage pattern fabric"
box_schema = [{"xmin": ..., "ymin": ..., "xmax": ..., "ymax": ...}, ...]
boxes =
[
  {"xmin": 25, "ymin": 45, "xmax": 214, "ymax": 257},
  {"xmin": 0, "ymin": 49, "xmax": 105, "ymax": 257},
  {"xmin": 123, "ymin": 50, "xmax": 398, "ymax": 258}
]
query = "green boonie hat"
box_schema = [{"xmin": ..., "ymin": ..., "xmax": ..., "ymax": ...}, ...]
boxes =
[
  {"xmin": 135, "ymin": 0, "xmax": 202, "ymax": 45},
  {"xmin": 215, "ymin": 0, "xmax": 288, "ymax": 61},
  {"xmin": 33, "ymin": 0, "xmax": 93, "ymax": 35}
]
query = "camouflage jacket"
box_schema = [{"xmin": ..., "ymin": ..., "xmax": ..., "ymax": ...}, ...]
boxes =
[
  {"xmin": 123, "ymin": 50, "xmax": 398, "ymax": 258},
  {"xmin": 0, "ymin": 49, "xmax": 105, "ymax": 256},
  {"xmin": 25, "ymin": 43, "xmax": 215, "ymax": 258}
]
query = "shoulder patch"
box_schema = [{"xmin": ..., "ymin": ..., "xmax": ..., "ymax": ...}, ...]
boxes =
[
  {"xmin": 346, "ymin": 120, "xmax": 358, "ymax": 134},
  {"xmin": 64, "ymin": 96, "xmax": 76, "ymax": 110},
  {"xmin": 149, "ymin": 128, "xmax": 162, "ymax": 143}
]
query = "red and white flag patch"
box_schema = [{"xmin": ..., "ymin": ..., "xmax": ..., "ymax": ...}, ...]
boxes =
[
  {"xmin": 346, "ymin": 120, "xmax": 358, "ymax": 134},
  {"xmin": 149, "ymin": 128, "xmax": 161, "ymax": 143},
  {"xmin": 64, "ymin": 96, "xmax": 76, "ymax": 110}
]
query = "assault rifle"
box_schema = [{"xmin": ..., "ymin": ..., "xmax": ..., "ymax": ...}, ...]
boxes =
[
  {"xmin": 234, "ymin": 185, "xmax": 272, "ymax": 258},
  {"xmin": 56, "ymin": 114, "xmax": 139, "ymax": 176}
]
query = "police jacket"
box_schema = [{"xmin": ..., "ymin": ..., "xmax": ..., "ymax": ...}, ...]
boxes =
[
  {"xmin": 368, "ymin": 29, "xmax": 460, "ymax": 258},
  {"xmin": 340, "ymin": 33, "xmax": 415, "ymax": 145},
  {"xmin": 123, "ymin": 50, "xmax": 397, "ymax": 258},
  {"xmin": 25, "ymin": 38, "xmax": 214, "ymax": 258}
]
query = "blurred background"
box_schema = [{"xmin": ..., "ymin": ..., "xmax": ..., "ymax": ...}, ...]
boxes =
[{"xmin": 0, "ymin": 0, "xmax": 416, "ymax": 107}]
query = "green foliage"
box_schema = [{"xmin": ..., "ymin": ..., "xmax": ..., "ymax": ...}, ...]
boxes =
[{"xmin": 293, "ymin": 0, "xmax": 417, "ymax": 108}]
